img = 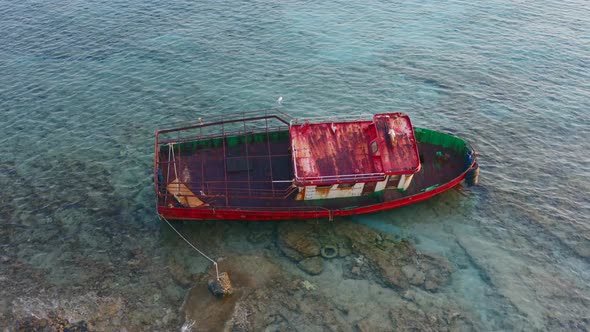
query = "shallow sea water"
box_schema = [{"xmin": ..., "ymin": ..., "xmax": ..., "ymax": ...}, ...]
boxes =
[{"xmin": 0, "ymin": 0, "xmax": 589, "ymax": 330}]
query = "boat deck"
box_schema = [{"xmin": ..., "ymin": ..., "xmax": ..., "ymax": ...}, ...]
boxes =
[{"xmin": 157, "ymin": 131, "xmax": 294, "ymax": 208}]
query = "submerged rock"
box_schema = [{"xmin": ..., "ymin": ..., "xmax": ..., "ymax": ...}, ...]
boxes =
[
  {"xmin": 15, "ymin": 311, "xmax": 89, "ymax": 332},
  {"xmin": 277, "ymin": 223, "xmax": 321, "ymax": 261},
  {"xmin": 228, "ymin": 302, "xmax": 252, "ymax": 332},
  {"xmin": 169, "ymin": 258, "xmax": 195, "ymax": 287},
  {"xmin": 337, "ymin": 242, "xmax": 352, "ymax": 257},
  {"xmin": 183, "ymin": 254, "xmax": 348, "ymax": 331},
  {"xmin": 276, "ymin": 221, "xmax": 452, "ymax": 291},
  {"xmin": 334, "ymin": 223, "xmax": 452, "ymax": 292},
  {"xmin": 402, "ymin": 264, "xmax": 425, "ymax": 286},
  {"xmin": 389, "ymin": 303, "xmax": 474, "ymax": 332},
  {"xmin": 208, "ymin": 272, "xmax": 233, "ymax": 298},
  {"xmin": 297, "ymin": 256, "xmax": 324, "ymax": 275},
  {"xmin": 356, "ymin": 313, "xmax": 394, "ymax": 332}
]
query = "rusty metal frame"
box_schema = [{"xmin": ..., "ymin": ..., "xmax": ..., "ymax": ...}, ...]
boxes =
[{"xmin": 154, "ymin": 109, "xmax": 294, "ymax": 212}]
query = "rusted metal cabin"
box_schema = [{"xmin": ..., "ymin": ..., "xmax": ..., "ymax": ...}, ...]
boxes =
[{"xmin": 290, "ymin": 113, "xmax": 421, "ymax": 200}]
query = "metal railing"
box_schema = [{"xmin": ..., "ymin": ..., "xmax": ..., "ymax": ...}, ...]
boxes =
[
  {"xmin": 154, "ymin": 109, "xmax": 298, "ymax": 210},
  {"xmin": 156, "ymin": 108, "xmax": 292, "ymax": 136}
]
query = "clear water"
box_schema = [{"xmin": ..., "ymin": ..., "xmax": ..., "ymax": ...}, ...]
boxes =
[{"xmin": 1, "ymin": 0, "xmax": 589, "ymax": 330}]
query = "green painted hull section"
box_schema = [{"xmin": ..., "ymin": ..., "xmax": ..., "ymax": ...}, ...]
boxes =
[
  {"xmin": 160, "ymin": 130, "xmax": 289, "ymax": 153},
  {"xmin": 413, "ymin": 127, "xmax": 470, "ymax": 155}
]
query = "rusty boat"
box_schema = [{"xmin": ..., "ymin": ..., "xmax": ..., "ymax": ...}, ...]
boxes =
[{"xmin": 154, "ymin": 109, "xmax": 479, "ymax": 221}]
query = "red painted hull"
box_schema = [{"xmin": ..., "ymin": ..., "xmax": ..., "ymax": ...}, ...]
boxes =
[{"xmin": 157, "ymin": 167, "xmax": 469, "ymax": 221}]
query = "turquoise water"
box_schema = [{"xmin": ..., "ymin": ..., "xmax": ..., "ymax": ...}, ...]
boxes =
[{"xmin": 1, "ymin": 0, "xmax": 589, "ymax": 330}]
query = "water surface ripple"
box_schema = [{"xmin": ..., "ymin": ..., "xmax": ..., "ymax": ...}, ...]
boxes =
[{"xmin": 0, "ymin": 0, "xmax": 589, "ymax": 330}]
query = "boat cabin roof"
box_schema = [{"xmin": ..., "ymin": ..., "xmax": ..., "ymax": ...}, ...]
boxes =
[{"xmin": 290, "ymin": 113, "xmax": 421, "ymax": 186}]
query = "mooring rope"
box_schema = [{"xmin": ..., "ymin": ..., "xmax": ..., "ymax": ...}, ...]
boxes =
[{"xmin": 158, "ymin": 214, "xmax": 220, "ymax": 280}]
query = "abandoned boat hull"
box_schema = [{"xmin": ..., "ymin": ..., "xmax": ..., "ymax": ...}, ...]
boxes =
[
  {"xmin": 156, "ymin": 169, "xmax": 471, "ymax": 221},
  {"xmin": 154, "ymin": 111, "xmax": 478, "ymax": 221}
]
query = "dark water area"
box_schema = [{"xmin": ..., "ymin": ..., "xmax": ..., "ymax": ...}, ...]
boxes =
[{"xmin": 0, "ymin": 0, "xmax": 589, "ymax": 331}]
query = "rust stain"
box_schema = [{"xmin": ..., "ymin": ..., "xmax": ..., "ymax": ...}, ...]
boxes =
[
  {"xmin": 373, "ymin": 114, "xmax": 420, "ymax": 174},
  {"xmin": 290, "ymin": 113, "xmax": 420, "ymax": 185}
]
